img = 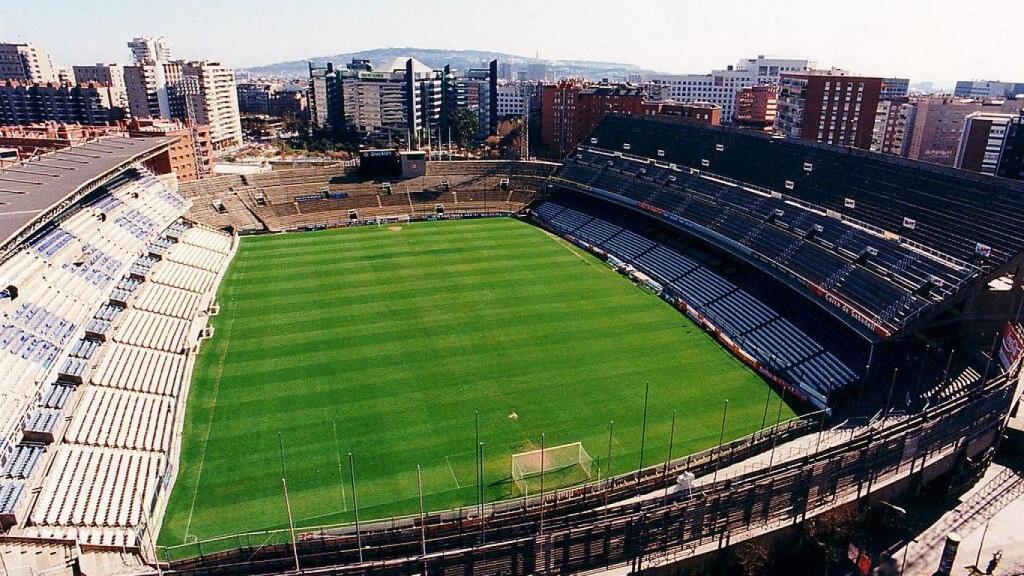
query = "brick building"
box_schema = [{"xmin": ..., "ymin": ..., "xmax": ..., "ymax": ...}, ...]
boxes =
[
  {"xmin": 906, "ymin": 96, "xmax": 1024, "ymax": 167},
  {"xmin": 733, "ymin": 85, "xmax": 777, "ymax": 128},
  {"xmin": 955, "ymin": 112, "xmax": 1019, "ymax": 176},
  {"xmin": 128, "ymin": 118, "xmax": 213, "ymax": 182},
  {"xmin": 0, "ymin": 123, "xmax": 123, "ymax": 156},
  {"xmin": 871, "ymin": 97, "xmax": 917, "ymax": 156},
  {"xmin": 642, "ymin": 101, "xmax": 721, "ymax": 125},
  {"xmin": 776, "ymin": 71, "xmax": 882, "ymax": 149},
  {"xmin": 540, "ymin": 81, "xmax": 647, "ymax": 157},
  {"xmin": 577, "ymin": 84, "xmax": 646, "ymax": 141},
  {"xmin": 540, "ymin": 79, "xmax": 586, "ymax": 157}
]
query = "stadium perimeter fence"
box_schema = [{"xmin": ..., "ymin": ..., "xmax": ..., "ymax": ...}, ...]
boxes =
[
  {"xmin": 155, "ymin": 408, "xmax": 822, "ymax": 563},
  {"xmin": 155, "ymin": 370, "xmax": 1018, "ymax": 575}
]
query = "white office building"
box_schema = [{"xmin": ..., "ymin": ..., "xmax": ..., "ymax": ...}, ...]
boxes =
[
  {"xmin": 649, "ymin": 56, "xmax": 812, "ymax": 123},
  {"xmin": 495, "ymin": 83, "xmax": 530, "ymax": 118}
]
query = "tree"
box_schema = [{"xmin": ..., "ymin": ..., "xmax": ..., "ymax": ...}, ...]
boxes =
[{"xmin": 449, "ymin": 106, "xmax": 479, "ymax": 146}]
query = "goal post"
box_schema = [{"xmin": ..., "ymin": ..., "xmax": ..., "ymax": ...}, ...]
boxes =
[{"xmin": 511, "ymin": 441, "xmax": 594, "ymax": 496}]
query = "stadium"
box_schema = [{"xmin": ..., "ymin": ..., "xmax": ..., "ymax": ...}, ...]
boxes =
[{"xmin": 0, "ymin": 115, "xmax": 1019, "ymax": 575}]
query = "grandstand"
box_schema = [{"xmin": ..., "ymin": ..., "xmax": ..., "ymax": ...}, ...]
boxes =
[
  {"xmin": 529, "ymin": 114, "xmax": 1024, "ymax": 412},
  {"xmin": 0, "ymin": 137, "xmax": 236, "ymax": 568},
  {"xmin": 178, "ymin": 160, "xmax": 557, "ymax": 232}
]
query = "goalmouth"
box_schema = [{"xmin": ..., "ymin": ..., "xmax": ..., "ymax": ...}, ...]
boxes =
[{"xmin": 511, "ymin": 441, "xmax": 595, "ymax": 496}]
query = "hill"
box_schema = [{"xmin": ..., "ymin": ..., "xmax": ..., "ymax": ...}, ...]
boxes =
[{"xmin": 242, "ymin": 46, "xmax": 651, "ymax": 80}]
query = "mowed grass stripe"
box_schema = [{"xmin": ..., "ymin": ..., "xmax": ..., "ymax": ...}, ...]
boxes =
[{"xmin": 159, "ymin": 218, "xmax": 793, "ymax": 548}]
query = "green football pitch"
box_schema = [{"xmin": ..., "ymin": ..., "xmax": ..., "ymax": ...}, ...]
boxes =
[{"xmin": 158, "ymin": 217, "xmax": 794, "ymax": 548}]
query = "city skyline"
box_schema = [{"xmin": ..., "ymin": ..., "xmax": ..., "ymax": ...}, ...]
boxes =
[{"xmin": 2, "ymin": 0, "xmax": 1022, "ymax": 86}]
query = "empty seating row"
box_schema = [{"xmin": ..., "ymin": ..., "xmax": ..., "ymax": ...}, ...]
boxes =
[
  {"xmin": 147, "ymin": 260, "xmax": 218, "ymax": 294},
  {"xmin": 589, "ymin": 115, "xmax": 1012, "ymax": 273},
  {"xmin": 130, "ymin": 283, "xmax": 203, "ymax": 320},
  {"xmin": 163, "ymin": 242, "xmax": 227, "ymax": 273},
  {"xmin": 32, "ymin": 445, "xmax": 163, "ymax": 528},
  {"xmin": 110, "ymin": 310, "xmax": 192, "ymax": 353},
  {"xmin": 65, "ymin": 387, "xmax": 173, "ymax": 453},
  {"xmin": 562, "ymin": 149, "xmax": 962, "ymax": 334},
  {"xmin": 91, "ymin": 343, "xmax": 187, "ymax": 397}
]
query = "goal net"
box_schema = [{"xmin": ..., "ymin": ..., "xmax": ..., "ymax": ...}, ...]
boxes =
[{"xmin": 511, "ymin": 442, "xmax": 594, "ymax": 496}]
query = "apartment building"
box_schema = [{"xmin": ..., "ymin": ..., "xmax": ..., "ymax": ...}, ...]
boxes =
[
  {"xmin": 308, "ymin": 62, "xmax": 341, "ymax": 130},
  {"xmin": 642, "ymin": 101, "xmax": 721, "ymax": 125},
  {"xmin": 955, "ymin": 112, "xmax": 1017, "ymax": 176},
  {"xmin": 73, "ymin": 64, "xmax": 129, "ymax": 112},
  {"xmin": 0, "ymin": 80, "xmax": 123, "ymax": 125},
  {"xmin": 540, "ymin": 79, "xmax": 586, "ymax": 157},
  {"xmin": 650, "ymin": 56, "xmax": 811, "ymax": 123},
  {"xmin": 125, "ymin": 60, "xmax": 241, "ymax": 149},
  {"xmin": 577, "ymin": 84, "xmax": 646, "ymax": 140},
  {"xmin": 871, "ymin": 98, "xmax": 917, "ymax": 156},
  {"xmin": 495, "ymin": 83, "xmax": 530, "ymax": 118},
  {"xmin": 880, "ymin": 77, "xmax": 911, "ymax": 100},
  {"xmin": 733, "ymin": 85, "xmax": 777, "ymax": 128},
  {"xmin": 128, "ymin": 37, "xmax": 173, "ymax": 64},
  {"xmin": 776, "ymin": 70, "xmax": 883, "ymax": 149},
  {"xmin": 954, "ymin": 80, "xmax": 1024, "ymax": 100},
  {"xmin": 0, "ymin": 43, "xmax": 57, "ymax": 84},
  {"xmin": 237, "ymin": 81, "xmax": 283, "ymax": 115},
  {"xmin": 128, "ymin": 118, "xmax": 213, "ymax": 182},
  {"xmin": 180, "ymin": 61, "xmax": 242, "ymax": 149},
  {"xmin": 906, "ymin": 96, "xmax": 1024, "ymax": 166},
  {"xmin": 440, "ymin": 61, "xmax": 498, "ymax": 139}
]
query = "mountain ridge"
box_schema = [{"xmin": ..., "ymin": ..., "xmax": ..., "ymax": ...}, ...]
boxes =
[{"xmin": 242, "ymin": 47, "xmax": 654, "ymax": 80}]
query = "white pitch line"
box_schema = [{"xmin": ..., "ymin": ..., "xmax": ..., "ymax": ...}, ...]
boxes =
[
  {"xmin": 445, "ymin": 456, "xmax": 462, "ymax": 489},
  {"xmin": 183, "ymin": 257, "xmax": 247, "ymax": 542}
]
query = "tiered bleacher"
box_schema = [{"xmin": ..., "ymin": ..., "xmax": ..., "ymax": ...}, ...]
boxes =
[
  {"xmin": 588, "ymin": 114, "xmax": 1023, "ymax": 273},
  {"xmin": 532, "ymin": 198, "xmax": 857, "ymax": 408},
  {"xmin": 555, "ymin": 145, "xmax": 981, "ymax": 338},
  {"xmin": 0, "ymin": 160, "xmax": 235, "ymax": 545},
  {"xmin": 180, "ymin": 162, "xmax": 558, "ymax": 233},
  {"xmin": 26, "ymin": 223, "xmax": 233, "ymax": 546}
]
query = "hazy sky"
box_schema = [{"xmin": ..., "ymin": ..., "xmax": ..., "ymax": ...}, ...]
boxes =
[{"xmin": 3, "ymin": 0, "xmax": 1021, "ymax": 86}]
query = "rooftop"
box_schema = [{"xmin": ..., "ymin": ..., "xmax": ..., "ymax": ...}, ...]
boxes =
[{"xmin": 0, "ymin": 136, "xmax": 174, "ymax": 248}]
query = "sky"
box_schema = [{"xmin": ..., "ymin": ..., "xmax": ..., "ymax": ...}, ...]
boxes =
[{"xmin": 2, "ymin": 0, "xmax": 1022, "ymax": 87}]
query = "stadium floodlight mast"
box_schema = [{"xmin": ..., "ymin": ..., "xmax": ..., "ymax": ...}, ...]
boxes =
[
  {"xmin": 478, "ymin": 441, "xmax": 486, "ymax": 543},
  {"xmin": 711, "ymin": 400, "xmax": 729, "ymax": 486},
  {"xmin": 604, "ymin": 420, "xmax": 614, "ymax": 482},
  {"xmin": 885, "ymin": 368, "xmax": 900, "ymax": 414},
  {"xmin": 332, "ymin": 421, "xmax": 347, "ymax": 513},
  {"xmin": 348, "ymin": 453, "xmax": 363, "ymax": 563},
  {"xmin": 538, "ymin": 433, "xmax": 546, "ymax": 536},
  {"xmin": 760, "ymin": 386, "xmax": 772, "ymax": 431},
  {"xmin": 767, "ymin": 388, "xmax": 787, "ymax": 475},
  {"xmin": 638, "ymin": 382, "xmax": 650, "ymax": 470},
  {"xmin": 662, "ymin": 410, "xmax": 677, "ymax": 503},
  {"xmin": 416, "ymin": 465, "xmax": 426, "ymax": 561},
  {"xmin": 277, "ymin": 433, "xmax": 300, "ymax": 572}
]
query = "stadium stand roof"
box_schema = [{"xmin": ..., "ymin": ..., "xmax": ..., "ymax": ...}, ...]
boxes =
[{"xmin": 0, "ymin": 136, "xmax": 174, "ymax": 258}]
